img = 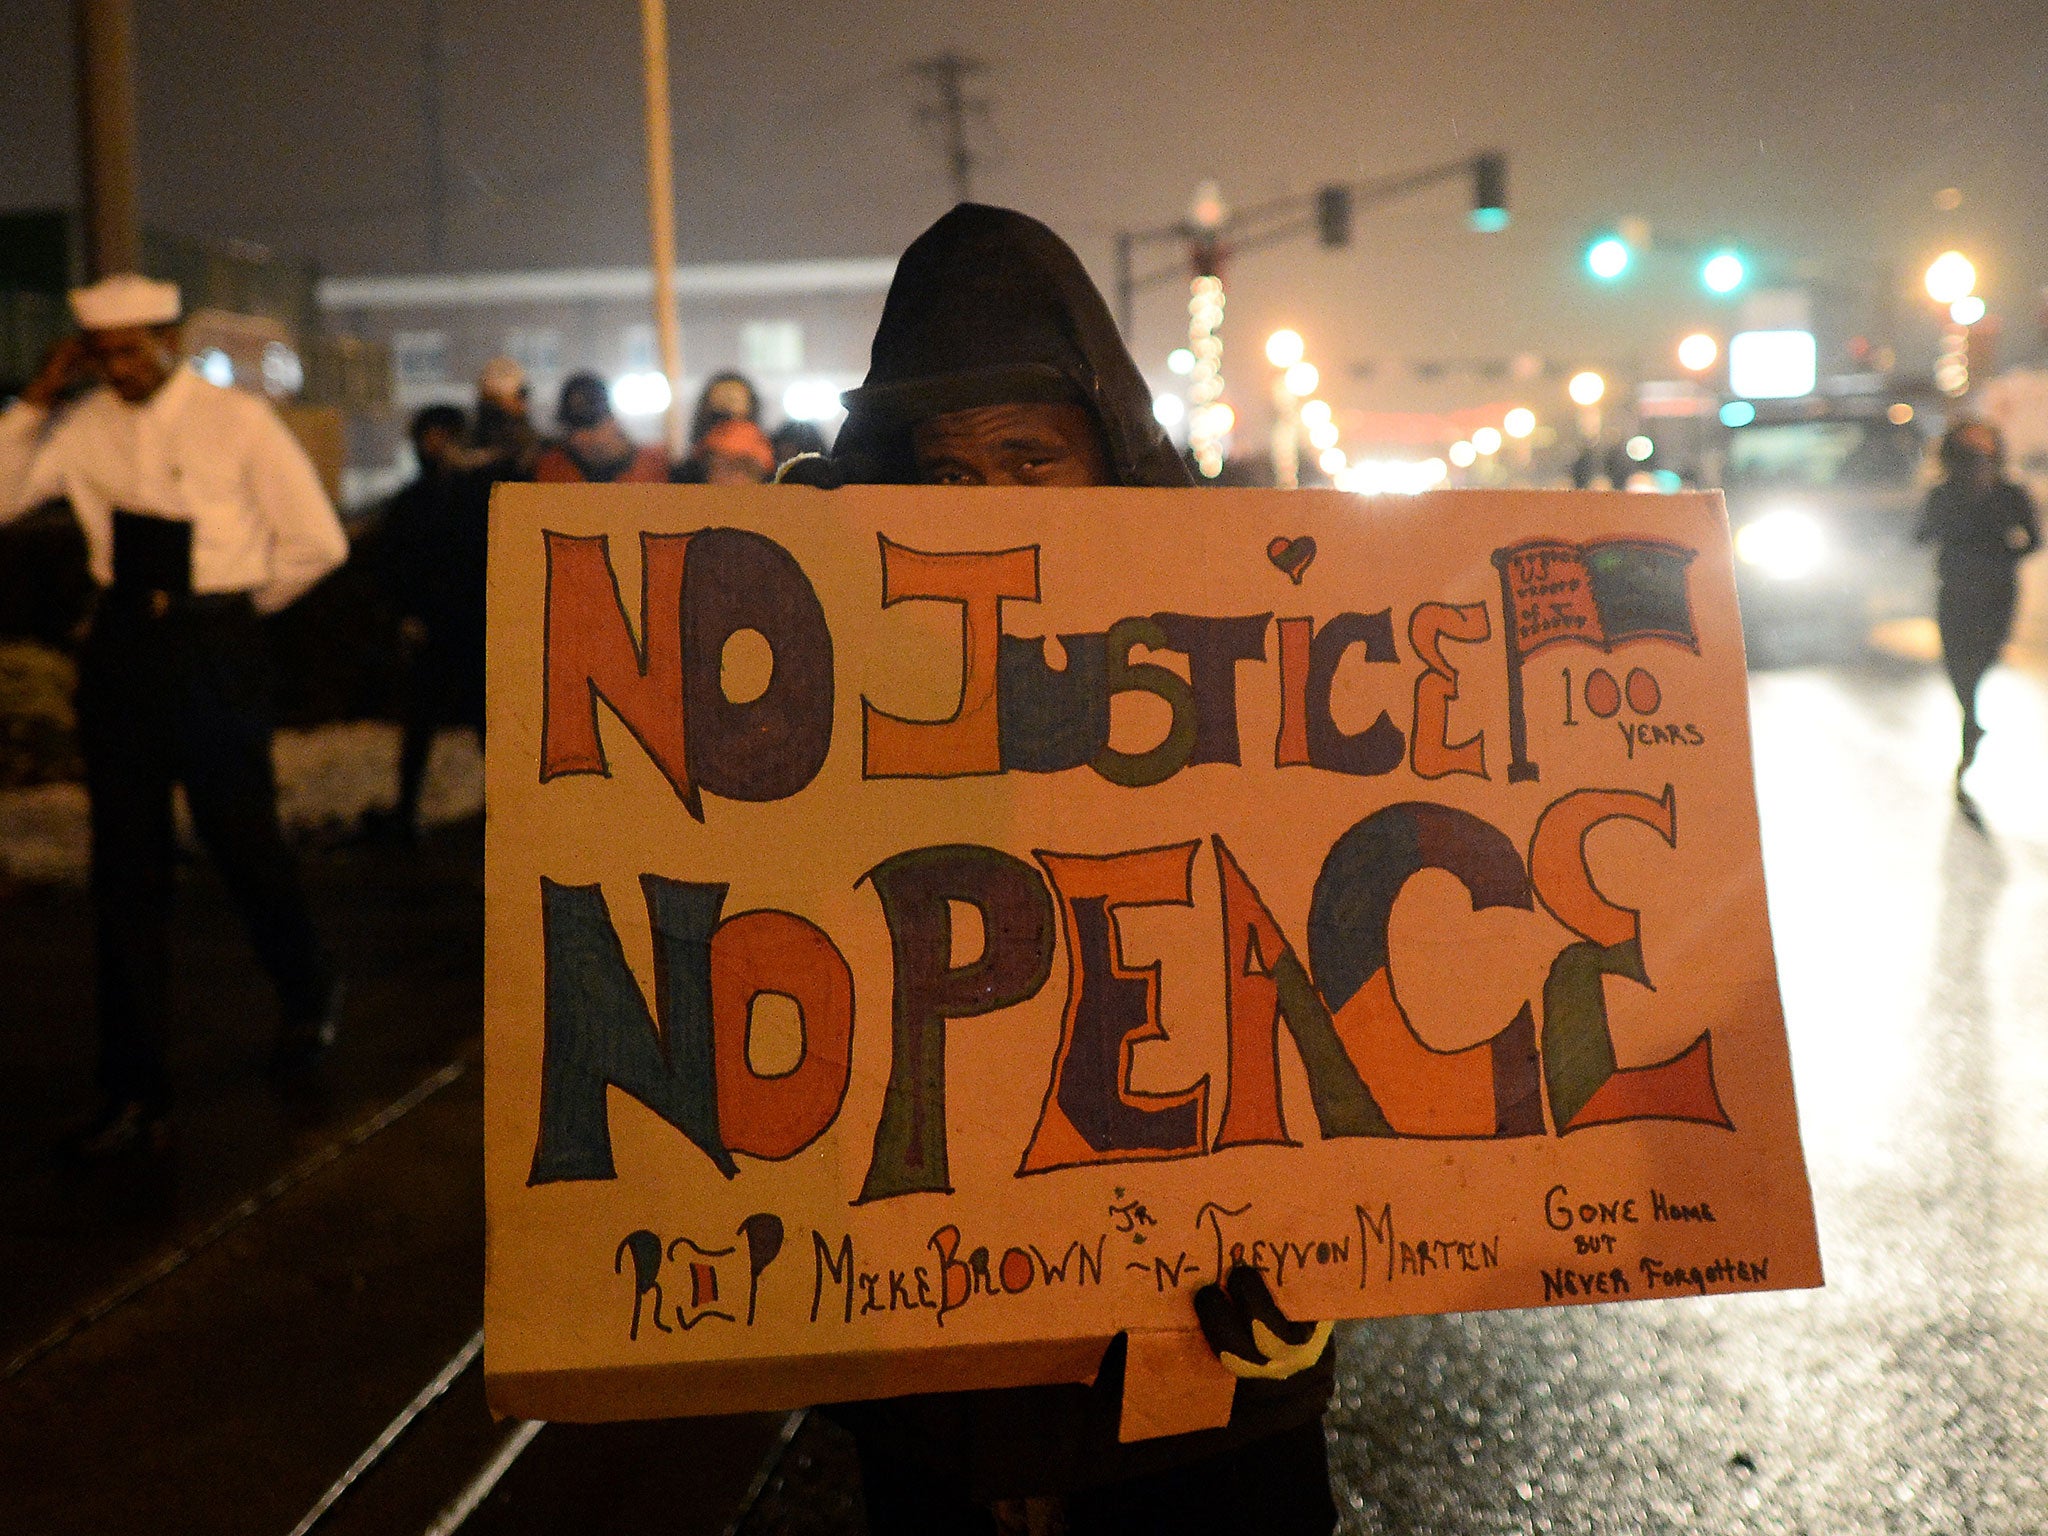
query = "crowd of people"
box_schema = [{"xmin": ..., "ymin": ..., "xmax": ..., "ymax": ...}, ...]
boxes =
[{"xmin": 364, "ymin": 355, "xmax": 819, "ymax": 842}]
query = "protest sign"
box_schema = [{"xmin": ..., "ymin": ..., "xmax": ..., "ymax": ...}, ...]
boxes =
[{"xmin": 483, "ymin": 483, "xmax": 1820, "ymax": 1436}]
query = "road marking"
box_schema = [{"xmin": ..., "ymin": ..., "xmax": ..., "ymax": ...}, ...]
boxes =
[
  {"xmin": 420, "ymin": 1418, "xmax": 545, "ymax": 1536},
  {"xmin": 285, "ymin": 1326, "xmax": 486, "ymax": 1536}
]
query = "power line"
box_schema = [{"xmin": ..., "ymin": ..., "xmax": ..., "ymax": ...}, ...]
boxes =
[{"xmin": 910, "ymin": 51, "xmax": 990, "ymax": 205}]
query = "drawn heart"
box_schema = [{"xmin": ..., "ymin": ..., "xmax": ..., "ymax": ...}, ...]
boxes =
[{"xmin": 1266, "ymin": 535, "xmax": 1317, "ymax": 585}]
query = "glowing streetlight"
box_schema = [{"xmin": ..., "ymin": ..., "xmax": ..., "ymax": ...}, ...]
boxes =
[
  {"xmin": 1924, "ymin": 251, "xmax": 1976, "ymax": 306},
  {"xmin": 1567, "ymin": 370, "xmax": 1606, "ymax": 406},
  {"xmin": 1625, "ymin": 434, "xmax": 1654, "ymax": 462},
  {"xmin": 1308, "ymin": 419, "xmax": 1340, "ymax": 451},
  {"xmin": 1167, "ymin": 348, "xmax": 1195, "ymax": 376},
  {"xmin": 1472, "ymin": 425, "xmax": 1503, "ymax": 455},
  {"xmin": 1299, "ymin": 398, "xmax": 1333, "ymax": 429},
  {"xmin": 1950, "ymin": 296, "xmax": 1987, "ymax": 326},
  {"xmin": 1677, "ymin": 332, "xmax": 1719, "ymax": 372},
  {"xmin": 1318, "ymin": 446, "xmax": 1347, "ymax": 475},
  {"xmin": 1283, "ymin": 361, "xmax": 1319, "ymax": 397},
  {"xmin": 1503, "ymin": 407, "xmax": 1536, "ymax": 439},
  {"xmin": 1448, "ymin": 439, "xmax": 1478, "ymax": 468},
  {"xmin": 1265, "ymin": 329, "xmax": 1306, "ymax": 368}
]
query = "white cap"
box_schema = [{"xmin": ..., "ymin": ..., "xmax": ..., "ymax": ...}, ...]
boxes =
[{"xmin": 69, "ymin": 273, "xmax": 182, "ymax": 331}]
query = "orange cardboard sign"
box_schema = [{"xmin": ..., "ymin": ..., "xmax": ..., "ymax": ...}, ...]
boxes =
[{"xmin": 483, "ymin": 484, "xmax": 1821, "ymax": 1433}]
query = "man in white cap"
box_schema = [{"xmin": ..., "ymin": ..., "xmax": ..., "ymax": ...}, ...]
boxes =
[{"xmin": 0, "ymin": 273, "xmax": 349, "ymax": 1157}]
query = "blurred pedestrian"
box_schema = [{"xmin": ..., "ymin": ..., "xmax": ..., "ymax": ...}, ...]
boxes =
[
  {"xmin": 688, "ymin": 369, "xmax": 761, "ymax": 443},
  {"xmin": 677, "ymin": 416, "xmax": 776, "ymax": 485},
  {"xmin": 376, "ymin": 405, "xmax": 492, "ymax": 843},
  {"xmin": 769, "ymin": 418, "xmax": 828, "ymax": 470},
  {"xmin": 784, "ymin": 204, "xmax": 1337, "ymax": 1536},
  {"xmin": 1916, "ymin": 418, "xmax": 2040, "ymax": 778},
  {"xmin": 533, "ymin": 372, "xmax": 668, "ymax": 484},
  {"xmin": 469, "ymin": 355, "xmax": 542, "ymax": 480},
  {"xmin": 0, "ymin": 274, "xmax": 348, "ymax": 1155}
]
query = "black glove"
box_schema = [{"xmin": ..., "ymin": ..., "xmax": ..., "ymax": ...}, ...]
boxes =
[{"xmin": 1193, "ymin": 1265, "xmax": 1334, "ymax": 1381}]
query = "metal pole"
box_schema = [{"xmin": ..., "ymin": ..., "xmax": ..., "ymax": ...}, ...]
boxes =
[
  {"xmin": 639, "ymin": 0, "xmax": 687, "ymax": 460},
  {"xmin": 75, "ymin": 0, "xmax": 142, "ymax": 278}
]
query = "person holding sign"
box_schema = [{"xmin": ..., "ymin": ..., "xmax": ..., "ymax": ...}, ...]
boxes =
[{"xmin": 783, "ymin": 204, "xmax": 1339, "ymax": 1536}]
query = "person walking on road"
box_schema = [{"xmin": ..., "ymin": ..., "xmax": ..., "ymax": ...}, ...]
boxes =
[
  {"xmin": 1916, "ymin": 418, "xmax": 2040, "ymax": 780},
  {"xmin": 0, "ymin": 274, "xmax": 349, "ymax": 1157}
]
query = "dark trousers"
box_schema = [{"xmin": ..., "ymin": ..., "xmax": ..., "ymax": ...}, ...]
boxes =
[
  {"xmin": 394, "ymin": 633, "xmax": 486, "ymax": 828},
  {"xmin": 1936, "ymin": 569, "xmax": 2018, "ymax": 739},
  {"xmin": 858, "ymin": 1418, "xmax": 1338, "ymax": 1536},
  {"xmin": 77, "ymin": 594, "xmax": 330, "ymax": 1108}
]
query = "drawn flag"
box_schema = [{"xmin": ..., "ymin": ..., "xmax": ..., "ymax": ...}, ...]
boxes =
[{"xmin": 1491, "ymin": 537, "xmax": 1699, "ymax": 782}]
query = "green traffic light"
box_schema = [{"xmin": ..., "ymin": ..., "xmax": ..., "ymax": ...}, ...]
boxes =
[
  {"xmin": 1586, "ymin": 237, "xmax": 1630, "ymax": 281},
  {"xmin": 1702, "ymin": 250, "xmax": 1746, "ymax": 294}
]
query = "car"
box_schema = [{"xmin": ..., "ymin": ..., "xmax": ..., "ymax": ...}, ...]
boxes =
[{"xmin": 1715, "ymin": 396, "xmax": 1934, "ymax": 661}]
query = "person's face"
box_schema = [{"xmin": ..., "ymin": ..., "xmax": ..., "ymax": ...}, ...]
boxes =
[
  {"xmin": 704, "ymin": 451, "xmax": 769, "ymax": 486},
  {"xmin": 911, "ymin": 402, "xmax": 1111, "ymax": 487},
  {"xmin": 705, "ymin": 378, "xmax": 755, "ymax": 420},
  {"xmin": 415, "ymin": 424, "xmax": 460, "ymax": 470},
  {"xmin": 88, "ymin": 324, "xmax": 179, "ymax": 404}
]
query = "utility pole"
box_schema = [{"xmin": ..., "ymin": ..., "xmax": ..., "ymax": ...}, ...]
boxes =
[
  {"xmin": 421, "ymin": 0, "xmax": 447, "ymax": 268},
  {"xmin": 75, "ymin": 0, "xmax": 143, "ymax": 277},
  {"xmin": 911, "ymin": 51, "xmax": 989, "ymax": 205},
  {"xmin": 638, "ymin": 0, "xmax": 687, "ymax": 458}
]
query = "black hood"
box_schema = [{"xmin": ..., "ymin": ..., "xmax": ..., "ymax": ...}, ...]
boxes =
[{"xmin": 828, "ymin": 204, "xmax": 1191, "ymax": 488}]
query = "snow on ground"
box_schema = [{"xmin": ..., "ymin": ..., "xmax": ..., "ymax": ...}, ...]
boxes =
[{"xmin": 0, "ymin": 723, "xmax": 483, "ymax": 885}]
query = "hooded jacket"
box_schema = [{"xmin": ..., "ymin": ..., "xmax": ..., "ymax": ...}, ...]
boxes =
[
  {"xmin": 805, "ymin": 203, "xmax": 1192, "ymax": 489},
  {"xmin": 815, "ymin": 207, "xmax": 1332, "ymax": 1502}
]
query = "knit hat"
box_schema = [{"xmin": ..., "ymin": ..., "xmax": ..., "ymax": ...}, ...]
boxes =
[{"xmin": 697, "ymin": 416, "xmax": 776, "ymax": 474}]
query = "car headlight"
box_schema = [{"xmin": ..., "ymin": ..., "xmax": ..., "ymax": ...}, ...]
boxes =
[{"xmin": 1735, "ymin": 508, "xmax": 1827, "ymax": 581}]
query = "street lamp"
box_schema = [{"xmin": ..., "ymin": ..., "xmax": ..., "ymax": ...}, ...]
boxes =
[
  {"xmin": 1283, "ymin": 361, "xmax": 1319, "ymax": 397},
  {"xmin": 1924, "ymin": 251, "xmax": 1976, "ymax": 306},
  {"xmin": 1265, "ymin": 329, "xmax": 1305, "ymax": 368},
  {"xmin": 1677, "ymin": 332, "xmax": 1719, "ymax": 372},
  {"xmin": 1503, "ymin": 407, "xmax": 1536, "ymax": 439},
  {"xmin": 1567, "ymin": 370, "xmax": 1606, "ymax": 406},
  {"xmin": 1950, "ymin": 296, "xmax": 1987, "ymax": 326},
  {"xmin": 1472, "ymin": 426, "xmax": 1503, "ymax": 455}
]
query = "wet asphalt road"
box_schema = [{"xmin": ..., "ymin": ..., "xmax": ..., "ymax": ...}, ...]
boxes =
[
  {"xmin": 6, "ymin": 650, "xmax": 2048, "ymax": 1533},
  {"xmin": 1311, "ymin": 655, "xmax": 2048, "ymax": 1534}
]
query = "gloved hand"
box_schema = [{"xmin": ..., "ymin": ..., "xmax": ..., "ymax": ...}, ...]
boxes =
[{"xmin": 1193, "ymin": 1265, "xmax": 1334, "ymax": 1380}]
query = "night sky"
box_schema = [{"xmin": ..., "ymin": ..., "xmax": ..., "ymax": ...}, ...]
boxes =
[{"xmin": 4, "ymin": 0, "xmax": 2045, "ymax": 413}]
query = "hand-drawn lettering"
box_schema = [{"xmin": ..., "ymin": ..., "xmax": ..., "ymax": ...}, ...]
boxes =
[
  {"xmin": 863, "ymin": 539, "xmax": 1040, "ymax": 777},
  {"xmin": 1408, "ymin": 601, "xmax": 1491, "ymax": 780},
  {"xmin": 1090, "ymin": 618, "xmax": 1198, "ymax": 788},
  {"xmin": 1530, "ymin": 787, "xmax": 1732, "ymax": 1133},
  {"xmin": 858, "ymin": 845, "xmax": 1056, "ymax": 1201},
  {"xmin": 1020, "ymin": 844, "xmax": 1209, "ymax": 1172}
]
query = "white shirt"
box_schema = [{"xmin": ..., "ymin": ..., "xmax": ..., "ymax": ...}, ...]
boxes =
[{"xmin": 0, "ymin": 366, "xmax": 348, "ymax": 613}]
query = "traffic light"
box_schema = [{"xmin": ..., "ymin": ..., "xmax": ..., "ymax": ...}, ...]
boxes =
[
  {"xmin": 1470, "ymin": 152, "xmax": 1508, "ymax": 232},
  {"xmin": 1700, "ymin": 249, "xmax": 1746, "ymax": 295},
  {"xmin": 1585, "ymin": 236, "xmax": 1631, "ymax": 281},
  {"xmin": 1315, "ymin": 185, "xmax": 1353, "ymax": 248}
]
